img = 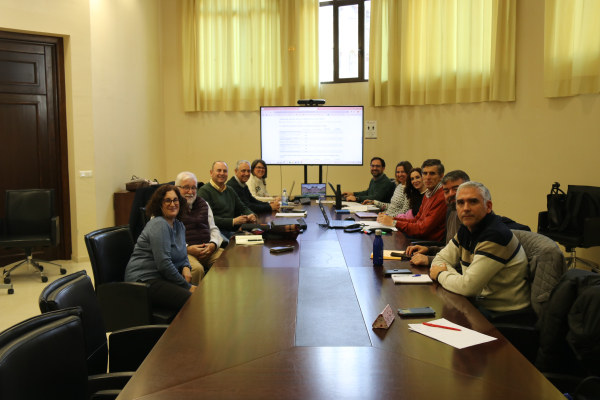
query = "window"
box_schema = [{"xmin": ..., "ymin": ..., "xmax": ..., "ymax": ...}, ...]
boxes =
[{"xmin": 319, "ymin": 0, "xmax": 370, "ymax": 83}]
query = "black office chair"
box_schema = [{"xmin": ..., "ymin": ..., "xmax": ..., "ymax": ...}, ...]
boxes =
[
  {"xmin": 0, "ymin": 189, "xmax": 66, "ymax": 286},
  {"xmin": 539, "ymin": 185, "xmax": 600, "ymax": 272},
  {"xmin": 84, "ymin": 226, "xmax": 177, "ymax": 331},
  {"xmin": 0, "ymin": 308, "xmax": 130, "ymax": 400},
  {"xmin": 39, "ymin": 270, "xmax": 167, "ymax": 374},
  {"xmin": 139, "ymin": 206, "xmax": 149, "ymax": 229}
]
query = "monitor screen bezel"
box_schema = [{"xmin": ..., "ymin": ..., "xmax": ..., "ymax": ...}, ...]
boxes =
[{"xmin": 260, "ymin": 105, "xmax": 364, "ymax": 166}]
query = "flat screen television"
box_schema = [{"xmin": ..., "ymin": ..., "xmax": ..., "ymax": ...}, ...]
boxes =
[{"xmin": 260, "ymin": 106, "xmax": 364, "ymax": 166}]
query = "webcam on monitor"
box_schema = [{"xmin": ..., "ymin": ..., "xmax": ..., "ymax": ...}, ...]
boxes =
[{"xmin": 297, "ymin": 99, "xmax": 326, "ymax": 106}]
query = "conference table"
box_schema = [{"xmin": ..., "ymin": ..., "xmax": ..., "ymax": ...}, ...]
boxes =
[{"xmin": 117, "ymin": 201, "xmax": 563, "ymax": 400}]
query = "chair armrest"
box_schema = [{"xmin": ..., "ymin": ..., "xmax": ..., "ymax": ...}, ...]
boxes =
[
  {"xmin": 538, "ymin": 211, "xmax": 548, "ymax": 233},
  {"xmin": 97, "ymin": 282, "xmax": 153, "ymax": 332},
  {"xmin": 51, "ymin": 216, "xmax": 60, "ymax": 245},
  {"xmin": 87, "ymin": 372, "xmax": 133, "ymax": 400},
  {"xmin": 487, "ymin": 308, "xmax": 537, "ymax": 325},
  {"xmin": 108, "ymin": 325, "xmax": 168, "ymax": 372},
  {"xmin": 90, "ymin": 390, "xmax": 121, "ymax": 400},
  {"xmin": 583, "ymin": 217, "xmax": 600, "ymax": 247},
  {"xmin": 410, "ymin": 240, "xmax": 445, "ymax": 247},
  {"xmin": 0, "ymin": 217, "xmax": 4, "ymax": 236}
]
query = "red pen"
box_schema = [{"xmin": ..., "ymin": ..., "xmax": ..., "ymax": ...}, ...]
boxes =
[{"xmin": 423, "ymin": 322, "xmax": 461, "ymax": 331}]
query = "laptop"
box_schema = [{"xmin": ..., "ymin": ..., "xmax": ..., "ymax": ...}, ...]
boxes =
[
  {"xmin": 299, "ymin": 183, "xmax": 326, "ymax": 199},
  {"xmin": 318, "ymin": 200, "xmax": 357, "ymax": 229}
]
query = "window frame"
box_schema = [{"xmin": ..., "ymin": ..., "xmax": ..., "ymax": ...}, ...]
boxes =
[{"xmin": 320, "ymin": 0, "xmax": 369, "ymax": 84}]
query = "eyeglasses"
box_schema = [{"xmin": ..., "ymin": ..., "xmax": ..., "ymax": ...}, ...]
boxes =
[
  {"xmin": 254, "ymin": 167, "xmax": 266, "ymax": 170},
  {"xmin": 163, "ymin": 198, "xmax": 180, "ymax": 205},
  {"xmin": 177, "ymin": 186, "xmax": 197, "ymax": 192}
]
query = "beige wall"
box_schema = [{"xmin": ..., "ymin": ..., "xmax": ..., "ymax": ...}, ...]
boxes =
[
  {"xmin": 0, "ymin": 0, "xmax": 97, "ymax": 261},
  {"xmin": 90, "ymin": 0, "xmax": 166, "ymax": 229},
  {"xmin": 160, "ymin": 0, "xmax": 600, "ymax": 261}
]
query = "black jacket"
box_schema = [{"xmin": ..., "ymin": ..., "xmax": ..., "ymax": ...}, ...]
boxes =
[
  {"xmin": 227, "ymin": 177, "xmax": 272, "ymax": 213},
  {"xmin": 536, "ymin": 268, "xmax": 600, "ymax": 375}
]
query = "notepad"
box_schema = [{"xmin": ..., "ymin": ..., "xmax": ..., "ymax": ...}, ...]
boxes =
[
  {"xmin": 355, "ymin": 212, "xmax": 378, "ymax": 218},
  {"xmin": 235, "ymin": 235, "xmax": 264, "ymax": 245},
  {"xmin": 369, "ymin": 250, "xmax": 406, "ymax": 260},
  {"xmin": 392, "ymin": 274, "xmax": 432, "ymax": 284},
  {"xmin": 408, "ymin": 318, "xmax": 497, "ymax": 349}
]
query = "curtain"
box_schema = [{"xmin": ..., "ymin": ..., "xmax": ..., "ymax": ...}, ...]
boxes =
[
  {"xmin": 369, "ymin": 0, "xmax": 516, "ymax": 106},
  {"xmin": 545, "ymin": 0, "xmax": 600, "ymax": 98},
  {"xmin": 183, "ymin": 0, "xmax": 320, "ymax": 112}
]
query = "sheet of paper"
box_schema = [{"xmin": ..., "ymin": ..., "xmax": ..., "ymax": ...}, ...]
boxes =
[
  {"xmin": 408, "ymin": 318, "xmax": 497, "ymax": 349},
  {"xmin": 235, "ymin": 236, "xmax": 264, "ymax": 245},
  {"xmin": 355, "ymin": 212, "xmax": 378, "ymax": 218},
  {"xmin": 276, "ymin": 213, "xmax": 306, "ymax": 218},
  {"xmin": 360, "ymin": 221, "xmax": 398, "ymax": 232},
  {"xmin": 392, "ymin": 274, "xmax": 432, "ymax": 283},
  {"xmin": 317, "ymin": 200, "xmax": 333, "ymax": 204}
]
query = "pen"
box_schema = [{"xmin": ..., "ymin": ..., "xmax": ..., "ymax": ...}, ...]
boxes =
[
  {"xmin": 246, "ymin": 239, "xmax": 263, "ymax": 242},
  {"xmin": 423, "ymin": 322, "xmax": 461, "ymax": 331},
  {"xmin": 412, "ymin": 274, "xmax": 421, "ymax": 277}
]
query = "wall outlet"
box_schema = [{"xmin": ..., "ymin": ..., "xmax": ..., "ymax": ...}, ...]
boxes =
[
  {"xmin": 79, "ymin": 171, "xmax": 93, "ymax": 178},
  {"xmin": 365, "ymin": 121, "xmax": 377, "ymax": 139}
]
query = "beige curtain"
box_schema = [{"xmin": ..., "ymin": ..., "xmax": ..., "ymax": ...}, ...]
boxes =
[
  {"xmin": 545, "ymin": 0, "xmax": 600, "ymax": 98},
  {"xmin": 183, "ymin": 0, "xmax": 320, "ymax": 112},
  {"xmin": 369, "ymin": 0, "xmax": 516, "ymax": 107}
]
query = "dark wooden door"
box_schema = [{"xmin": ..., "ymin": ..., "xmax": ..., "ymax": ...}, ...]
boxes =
[{"xmin": 0, "ymin": 31, "xmax": 71, "ymax": 266}]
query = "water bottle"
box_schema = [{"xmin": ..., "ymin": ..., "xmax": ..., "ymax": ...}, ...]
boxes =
[
  {"xmin": 373, "ymin": 229, "xmax": 384, "ymax": 266},
  {"xmin": 282, "ymin": 189, "xmax": 288, "ymax": 206}
]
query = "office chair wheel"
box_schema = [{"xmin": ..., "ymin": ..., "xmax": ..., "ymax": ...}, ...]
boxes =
[
  {"xmin": 3, "ymin": 277, "xmax": 10, "ymax": 284},
  {"xmin": 8, "ymin": 289, "xmax": 14, "ymax": 295},
  {"xmin": 38, "ymin": 265, "xmax": 44, "ymax": 271},
  {"xmin": 60, "ymin": 268, "xmax": 67, "ymax": 274},
  {"xmin": 41, "ymin": 276, "xmax": 48, "ymax": 283}
]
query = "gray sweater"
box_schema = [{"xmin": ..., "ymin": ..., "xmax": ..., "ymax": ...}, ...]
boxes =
[{"xmin": 125, "ymin": 217, "xmax": 191, "ymax": 290}]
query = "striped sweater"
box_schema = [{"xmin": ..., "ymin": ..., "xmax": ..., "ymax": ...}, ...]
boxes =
[{"xmin": 433, "ymin": 213, "xmax": 530, "ymax": 312}]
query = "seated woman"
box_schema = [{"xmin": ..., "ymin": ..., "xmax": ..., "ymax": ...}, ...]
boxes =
[
  {"xmin": 368, "ymin": 161, "xmax": 413, "ymax": 214},
  {"xmin": 395, "ymin": 167, "xmax": 426, "ymax": 219},
  {"xmin": 125, "ymin": 185, "xmax": 195, "ymax": 313},
  {"xmin": 248, "ymin": 159, "xmax": 280, "ymax": 202}
]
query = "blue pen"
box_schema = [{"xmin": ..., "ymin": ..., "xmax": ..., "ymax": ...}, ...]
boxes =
[{"xmin": 412, "ymin": 274, "xmax": 421, "ymax": 277}]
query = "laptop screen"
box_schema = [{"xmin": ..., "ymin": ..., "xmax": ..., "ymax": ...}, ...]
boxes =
[
  {"xmin": 318, "ymin": 200, "xmax": 330, "ymax": 225},
  {"xmin": 301, "ymin": 183, "xmax": 326, "ymax": 196}
]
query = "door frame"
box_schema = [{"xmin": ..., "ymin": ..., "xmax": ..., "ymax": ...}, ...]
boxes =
[{"xmin": 0, "ymin": 30, "xmax": 72, "ymax": 261}]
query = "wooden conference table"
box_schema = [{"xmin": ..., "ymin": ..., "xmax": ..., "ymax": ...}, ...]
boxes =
[{"xmin": 117, "ymin": 201, "xmax": 563, "ymax": 400}]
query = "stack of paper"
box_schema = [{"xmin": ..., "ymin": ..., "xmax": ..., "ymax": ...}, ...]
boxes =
[
  {"xmin": 408, "ymin": 318, "xmax": 497, "ymax": 349},
  {"xmin": 392, "ymin": 274, "xmax": 432, "ymax": 284},
  {"xmin": 276, "ymin": 212, "xmax": 306, "ymax": 218},
  {"xmin": 235, "ymin": 235, "xmax": 264, "ymax": 245}
]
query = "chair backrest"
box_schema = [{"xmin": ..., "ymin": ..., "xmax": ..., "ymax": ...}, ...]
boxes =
[
  {"xmin": 140, "ymin": 207, "xmax": 149, "ymax": 229},
  {"xmin": 0, "ymin": 308, "xmax": 88, "ymax": 400},
  {"xmin": 5, "ymin": 189, "xmax": 54, "ymax": 235},
  {"xmin": 512, "ymin": 230, "xmax": 567, "ymax": 317},
  {"xmin": 561, "ymin": 185, "xmax": 600, "ymax": 234},
  {"xmin": 84, "ymin": 225, "xmax": 135, "ymax": 286},
  {"xmin": 39, "ymin": 270, "xmax": 108, "ymax": 375}
]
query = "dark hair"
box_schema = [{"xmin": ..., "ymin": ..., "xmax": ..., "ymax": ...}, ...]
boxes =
[
  {"xmin": 421, "ymin": 159, "xmax": 444, "ymax": 176},
  {"xmin": 395, "ymin": 161, "xmax": 413, "ymax": 183},
  {"xmin": 404, "ymin": 167, "xmax": 423, "ymax": 208},
  {"xmin": 370, "ymin": 157, "xmax": 385, "ymax": 168},
  {"xmin": 145, "ymin": 185, "xmax": 188, "ymax": 220},
  {"xmin": 251, "ymin": 159, "xmax": 268, "ymax": 179},
  {"xmin": 441, "ymin": 170, "xmax": 470, "ymax": 185}
]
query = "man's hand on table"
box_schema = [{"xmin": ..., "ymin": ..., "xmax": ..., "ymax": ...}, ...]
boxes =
[
  {"xmin": 246, "ymin": 214, "xmax": 257, "ymax": 223},
  {"xmin": 405, "ymin": 245, "xmax": 429, "ymax": 266},
  {"xmin": 270, "ymin": 201, "xmax": 280, "ymax": 211},
  {"xmin": 345, "ymin": 195, "xmax": 357, "ymax": 202},
  {"xmin": 430, "ymin": 263, "xmax": 448, "ymax": 281},
  {"xmin": 233, "ymin": 215, "xmax": 249, "ymax": 225},
  {"xmin": 377, "ymin": 214, "xmax": 395, "ymax": 227}
]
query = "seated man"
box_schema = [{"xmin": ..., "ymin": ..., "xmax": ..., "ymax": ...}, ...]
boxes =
[
  {"xmin": 198, "ymin": 161, "xmax": 256, "ymax": 239},
  {"xmin": 378, "ymin": 159, "xmax": 448, "ymax": 241},
  {"xmin": 227, "ymin": 160, "xmax": 280, "ymax": 213},
  {"xmin": 430, "ymin": 181, "xmax": 530, "ymax": 313},
  {"xmin": 176, "ymin": 171, "xmax": 224, "ymax": 284},
  {"xmin": 406, "ymin": 170, "xmax": 470, "ymax": 266},
  {"xmin": 342, "ymin": 157, "xmax": 395, "ymax": 203}
]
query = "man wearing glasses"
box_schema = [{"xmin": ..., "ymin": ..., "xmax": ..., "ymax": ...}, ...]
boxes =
[
  {"xmin": 176, "ymin": 171, "xmax": 224, "ymax": 283},
  {"xmin": 342, "ymin": 157, "xmax": 395, "ymax": 203}
]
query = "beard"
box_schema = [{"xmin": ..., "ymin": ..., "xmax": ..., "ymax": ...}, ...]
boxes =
[{"xmin": 447, "ymin": 197, "xmax": 457, "ymax": 211}]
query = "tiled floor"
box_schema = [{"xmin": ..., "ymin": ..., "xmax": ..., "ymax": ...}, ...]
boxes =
[{"xmin": 0, "ymin": 259, "xmax": 94, "ymax": 333}]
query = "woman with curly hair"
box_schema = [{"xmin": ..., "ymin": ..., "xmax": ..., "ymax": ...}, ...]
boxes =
[{"xmin": 125, "ymin": 185, "xmax": 195, "ymax": 312}]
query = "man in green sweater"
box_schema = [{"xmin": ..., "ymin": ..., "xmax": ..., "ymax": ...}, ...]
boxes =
[
  {"xmin": 342, "ymin": 157, "xmax": 395, "ymax": 203},
  {"xmin": 198, "ymin": 161, "xmax": 256, "ymax": 239}
]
